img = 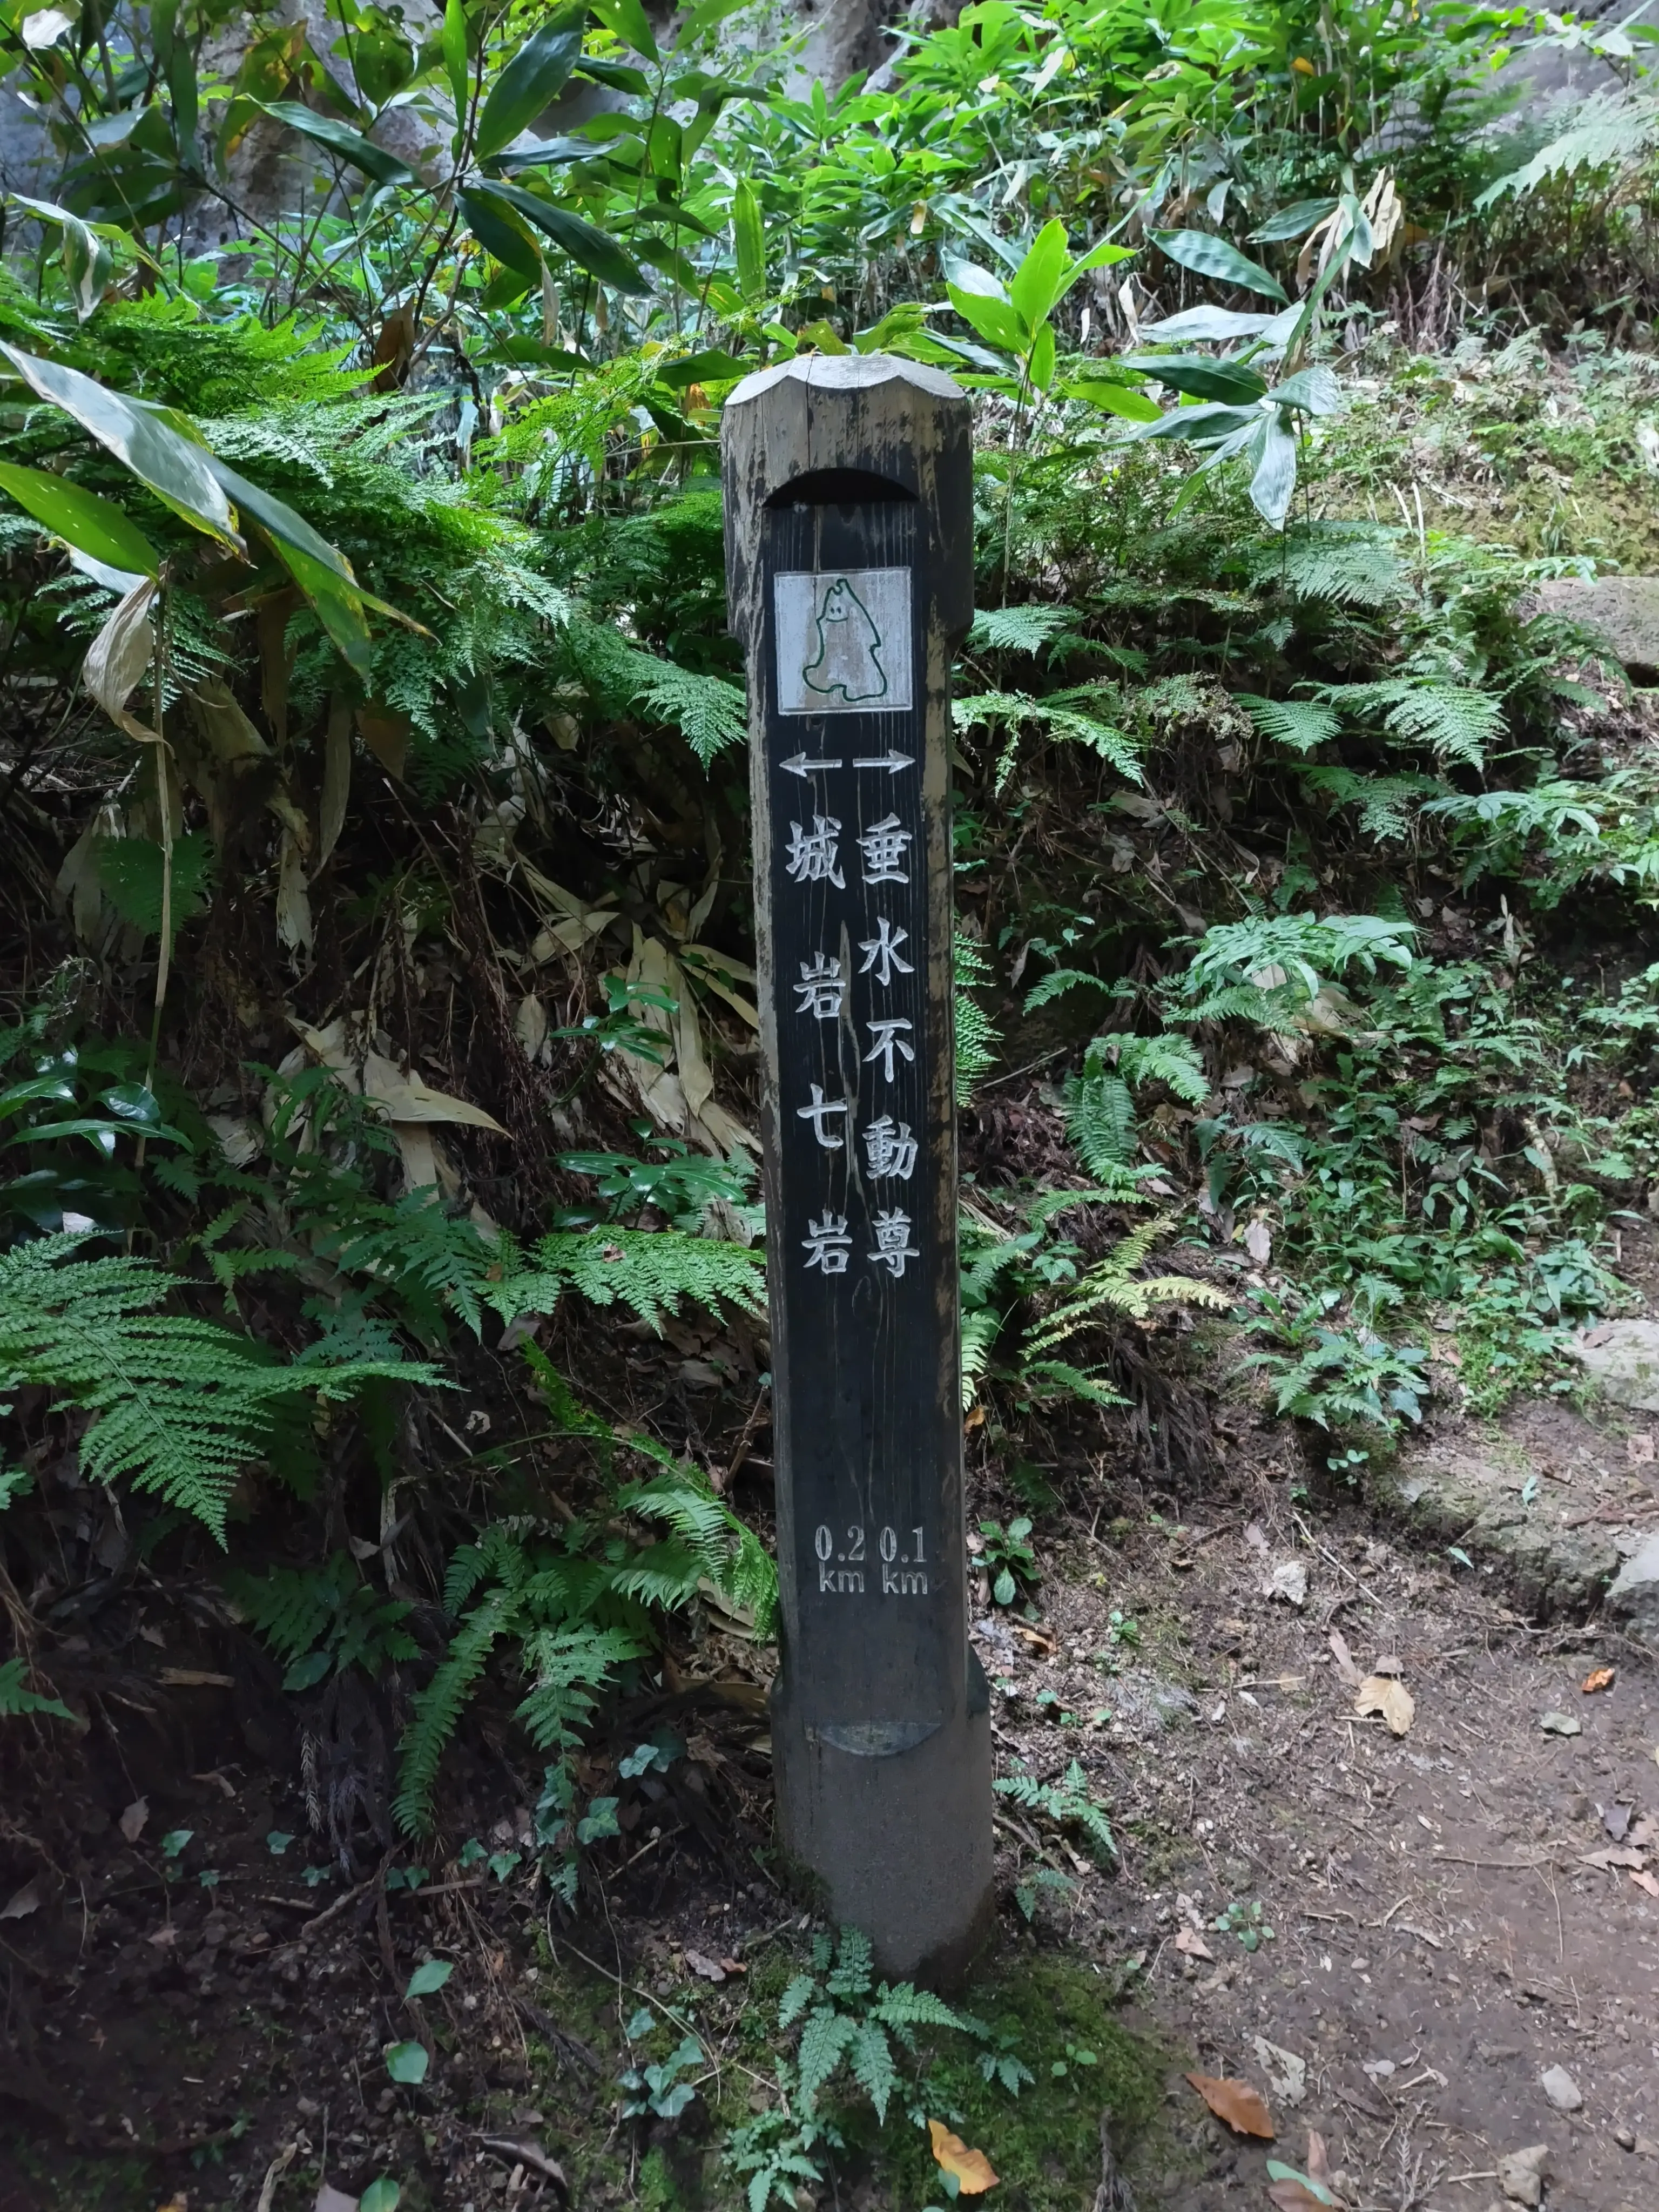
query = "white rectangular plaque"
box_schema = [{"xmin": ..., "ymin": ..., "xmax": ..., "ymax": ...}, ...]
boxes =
[{"xmin": 774, "ymin": 568, "xmax": 913, "ymax": 715}]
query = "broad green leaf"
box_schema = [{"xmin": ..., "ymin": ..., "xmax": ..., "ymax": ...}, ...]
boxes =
[
  {"xmin": 732, "ymin": 178, "xmax": 764, "ymax": 301},
  {"xmin": 1250, "ymin": 410, "xmax": 1300, "ymax": 529},
  {"xmin": 457, "ymin": 183, "xmax": 544, "ymax": 278},
  {"xmin": 405, "ymin": 1958, "xmax": 454, "ymax": 1998},
  {"xmin": 11, "ymin": 194, "xmax": 112, "ymax": 321},
  {"xmin": 1138, "ymin": 305, "xmax": 1286, "ymax": 342},
  {"xmin": 946, "ymin": 284, "xmax": 1027, "ymax": 354},
  {"xmin": 1062, "ymin": 377, "xmax": 1162, "ymax": 422},
  {"xmin": 1009, "ymin": 217, "xmax": 1069, "ymax": 329},
  {"xmin": 0, "ymin": 461, "xmax": 160, "ymax": 575},
  {"xmin": 442, "ymin": 0, "xmax": 470, "ymax": 129},
  {"xmin": 384, "ymin": 2040, "xmax": 429, "ymax": 2085},
  {"xmin": 1151, "ymin": 229, "xmax": 1288, "ymax": 303},
  {"xmin": 573, "ymin": 56, "xmax": 651, "ymax": 95},
  {"xmin": 255, "ymin": 102, "xmax": 415, "ymax": 188},
  {"xmin": 1250, "ymin": 197, "xmax": 1338, "ymax": 242},
  {"xmin": 655, "ymin": 348, "xmax": 748, "ymax": 388},
  {"xmin": 941, "ymin": 257, "xmax": 1007, "ymax": 300},
  {"xmin": 1270, "ymin": 365, "xmax": 1345, "ymax": 415},
  {"xmin": 359, "ymin": 2183, "xmax": 400, "ymax": 2212},
  {"xmin": 475, "ymin": 12, "xmax": 585, "ymax": 160},
  {"xmin": 592, "ymin": 0, "xmax": 658, "ymax": 62},
  {"xmin": 1027, "ymin": 319, "xmax": 1056, "ymax": 391},
  {"xmin": 484, "ymin": 180, "xmax": 651, "ymax": 295},
  {"xmin": 206, "ymin": 458, "xmax": 374, "ymax": 673},
  {"xmin": 1121, "ymin": 354, "xmax": 1267, "ymax": 405},
  {"xmin": 0, "ymin": 346, "xmax": 239, "ymax": 547}
]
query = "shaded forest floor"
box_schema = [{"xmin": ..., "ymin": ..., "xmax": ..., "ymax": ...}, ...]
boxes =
[{"xmin": 4, "ymin": 1286, "xmax": 1657, "ymax": 2212}]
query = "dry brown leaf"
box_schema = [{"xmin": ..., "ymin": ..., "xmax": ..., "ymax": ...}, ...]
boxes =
[
  {"xmin": 155, "ymin": 2196, "xmax": 190, "ymax": 2212},
  {"xmin": 119, "ymin": 1796, "xmax": 149, "ymax": 1843},
  {"xmin": 1631, "ymin": 1867, "xmax": 1659, "ymax": 1898},
  {"xmin": 1327, "ymin": 1629, "xmax": 1363, "ymax": 1688},
  {"xmin": 356, "ymin": 702, "xmax": 409, "ymax": 780},
  {"xmin": 684, "ymin": 1950, "xmax": 727, "ymax": 1983},
  {"xmin": 1354, "ymin": 1676, "xmax": 1414, "ymax": 1736},
  {"xmin": 0, "ymin": 1879, "xmax": 41, "ymax": 1921},
  {"xmin": 1582, "ymin": 1847, "xmax": 1647, "ymax": 1871},
  {"xmin": 1174, "ymin": 1923, "xmax": 1214, "ymax": 1961},
  {"xmin": 1581, "ymin": 1665, "xmax": 1616, "ymax": 1694},
  {"xmin": 1184, "ymin": 2073, "xmax": 1274, "ymax": 2139},
  {"xmin": 159, "ymin": 1668, "xmax": 234, "ymax": 1688},
  {"xmin": 275, "ymin": 826, "xmax": 313, "ymax": 959},
  {"xmin": 928, "ymin": 2119, "xmax": 999, "ymax": 2193}
]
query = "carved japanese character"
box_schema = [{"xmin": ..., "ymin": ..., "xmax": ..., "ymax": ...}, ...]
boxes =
[
  {"xmin": 863, "ymin": 1017, "xmax": 914, "ymax": 1083},
  {"xmin": 857, "ymin": 813, "xmax": 911, "ymax": 886},
  {"xmin": 795, "ymin": 1083, "xmax": 848, "ymax": 1149},
  {"xmin": 858, "ymin": 915, "xmax": 914, "ymax": 988},
  {"xmin": 786, "ymin": 814, "xmax": 846, "ymax": 888},
  {"xmin": 862, "ymin": 1114, "xmax": 918, "ymax": 1181},
  {"xmin": 868, "ymin": 1208, "xmax": 919, "ymax": 1278},
  {"xmin": 802, "ymin": 1212, "xmax": 852, "ymax": 1274},
  {"xmin": 794, "ymin": 954, "xmax": 846, "ymax": 1021}
]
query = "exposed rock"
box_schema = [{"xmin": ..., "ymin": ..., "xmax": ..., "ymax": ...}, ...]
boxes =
[
  {"xmin": 1606, "ymin": 1531, "xmax": 1659, "ymax": 1643},
  {"xmin": 1533, "ymin": 576, "xmax": 1659, "ymax": 681},
  {"xmin": 1496, "ymin": 2142, "xmax": 1550, "ymax": 2206},
  {"xmin": 1572, "ymin": 1319, "xmax": 1659, "ymax": 1409},
  {"xmin": 1371, "ymin": 1444, "xmax": 1623, "ymax": 1614},
  {"xmin": 1540, "ymin": 2065, "xmax": 1582, "ymax": 2113}
]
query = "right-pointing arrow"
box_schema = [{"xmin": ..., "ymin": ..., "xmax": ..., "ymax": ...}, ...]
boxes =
[{"xmin": 851, "ymin": 751, "xmax": 915, "ymax": 773}]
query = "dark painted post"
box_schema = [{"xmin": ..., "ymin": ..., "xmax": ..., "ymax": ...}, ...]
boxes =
[{"xmin": 723, "ymin": 354, "xmax": 992, "ymax": 1985}]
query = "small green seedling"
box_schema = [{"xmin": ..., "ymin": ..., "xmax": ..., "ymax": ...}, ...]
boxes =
[{"xmin": 1211, "ymin": 1898, "xmax": 1276, "ymax": 1952}]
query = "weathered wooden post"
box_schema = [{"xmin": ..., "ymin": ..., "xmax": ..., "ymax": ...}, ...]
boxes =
[{"xmin": 723, "ymin": 354, "xmax": 992, "ymax": 1984}]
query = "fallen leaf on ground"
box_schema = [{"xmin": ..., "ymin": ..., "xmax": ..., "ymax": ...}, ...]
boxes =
[
  {"xmin": 1252, "ymin": 2037, "xmax": 1307, "ymax": 2107},
  {"xmin": 684, "ymin": 1950, "xmax": 727, "ymax": 1982},
  {"xmin": 1327, "ymin": 1630, "xmax": 1363, "ymax": 1688},
  {"xmin": 1540, "ymin": 1710, "xmax": 1582, "ymax": 1737},
  {"xmin": 1495, "ymin": 2143, "xmax": 1549, "ymax": 2206},
  {"xmin": 1266, "ymin": 2174, "xmax": 1342, "ymax": 2211},
  {"xmin": 0, "ymin": 1879, "xmax": 41, "ymax": 1921},
  {"xmin": 1631, "ymin": 1867, "xmax": 1659, "ymax": 1897},
  {"xmin": 1628, "ymin": 1433, "xmax": 1655, "ymax": 1464},
  {"xmin": 1581, "ymin": 1847, "xmax": 1647, "ymax": 1870},
  {"xmin": 314, "ymin": 2188, "xmax": 358, "ymax": 2212},
  {"xmin": 158, "ymin": 1668, "xmax": 235, "ymax": 1688},
  {"xmin": 1602, "ymin": 1802, "xmax": 1633, "ymax": 1839},
  {"xmin": 1581, "ymin": 1666, "xmax": 1616, "ymax": 1694},
  {"xmin": 928, "ymin": 2119, "xmax": 998, "ymax": 2193},
  {"xmin": 1185, "ymin": 2073, "xmax": 1274, "ymax": 2138},
  {"xmin": 1630, "ymin": 1816, "xmax": 1656, "ymax": 1847},
  {"xmin": 156, "ymin": 2197, "xmax": 190, "ymax": 2212},
  {"xmin": 1353, "ymin": 1676, "xmax": 1414, "ymax": 1735},
  {"xmin": 119, "ymin": 1797, "xmax": 149, "ymax": 1843},
  {"xmin": 1175, "ymin": 1924, "xmax": 1213, "ymax": 1961}
]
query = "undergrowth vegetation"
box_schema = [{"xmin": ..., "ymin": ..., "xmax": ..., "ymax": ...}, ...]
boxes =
[{"xmin": 5, "ymin": 0, "xmax": 1659, "ymax": 2195}]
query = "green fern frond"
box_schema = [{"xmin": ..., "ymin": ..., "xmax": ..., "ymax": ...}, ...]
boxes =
[
  {"xmin": 778, "ymin": 1974, "xmax": 817, "ymax": 2031},
  {"xmin": 1238, "ymin": 694, "xmax": 1340, "ymax": 754},
  {"xmin": 496, "ymin": 1229, "xmax": 765, "ymax": 1334},
  {"xmin": 514, "ymin": 1623, "xmax": 645, "ymax": 1752},
  {"xmin": 1065, "ymin": 1068, "xmax": 1136, "ymax": 1177},
  {"xmin": 966, "ymin": 603, "xmax": 1077, "ymax": 654},
  {"xmin": 796, "ymin": 2010, "xmax": 857, "ymax": 2114},
  {"xmin": 1318, "ymin": 678, "xmax": 1503, "ymax": 768},
  {"xmin": 0, "ymin": 1235, "xmax": 427, "ymax": 1541},
  {"xmin": 848, "ymin": 2020, "xmax": 898, "ymax": 2123},
  {"xmin": 567, "ymin": 615, "xmax": 746, "ymax": 765},
  {"xmin": 0, "ymin": 1655, "xmax": 76, "ymax": 1722},
  {"xmin": 394, "ymin": 1590, "xmax": 518, "ymax": 1837},
  {"xmin": 1021, "ymin": 1358, "xmax": 1129, "ymax": 1407},
  {"xmin": 1257, "ymin": 522, "xmax": 1404, "ymax": 606},
  {"xmin": 621, "ymin": 1464, "xmax": 778, "ymax": 1635},
  {"xmin": 954, "ymin": 929, "xmax": 1000, "ymax": 1105}
]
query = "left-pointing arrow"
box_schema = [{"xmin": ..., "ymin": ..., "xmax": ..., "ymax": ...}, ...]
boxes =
[{"xmin": 780, "ymin": 753, "xmax": 845, "ymax": 777}]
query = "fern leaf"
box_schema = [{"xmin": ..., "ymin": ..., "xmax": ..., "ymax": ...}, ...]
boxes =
[
  {"xmin": 795, "ymin": 2009, "xmax": 855, "ymax": 2113},
  {"xmin": 1238, "ymin": 694, "xmax": 1340, "ymax": 754},
  {"xmin": 1065, "ymin": 1068, "xmax": 1135, "ymax": 1178},
  {"xmin": 778, "ymin": 1973, "xmax": 817, "ymax": 2031},
  {"xmin": 0, "ymin": 1656, "xmax": 75, "ymax": 1721},
  {"xmin": 514, "ymin": 1622, "xmax": 645, "ymax": 1753},
  {"xmin": 954, "ymin": 928, "xmax": 1000, "ymax": 1104},
  {"xmin": 567, "ymin": 615, "xmax": 746, "ymax": 765},
  {"xmin": 394, "ymin": 1589, "xmax": 518, "ymax": 1837},
  {"xmin": 1022, "ymin": 967, "xmax": 1114, "ymax": 1014},
  {"xmin": 848, "ymin": 2020, "xmax": 898, "ymax": 2124},
  {"xmin": 496, "ymin": 1229, "xmax": 765, "ymax": 1334},
  {"xmin": 0, "ymin": 1235, "xmax": 429, "ymax": 1541},
  {"xmin": 966, "ymin": 603, "xmax": 1076, "ymax": 654}
]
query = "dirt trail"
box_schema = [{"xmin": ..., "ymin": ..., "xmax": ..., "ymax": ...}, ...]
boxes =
[{"xmin": 1020, "ymin": 1484, "xmax": 1659, "ymax": 2211}]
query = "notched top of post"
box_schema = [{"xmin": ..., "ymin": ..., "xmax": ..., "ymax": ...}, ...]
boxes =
[{"xmin": 725, "ymin": 352, "xmax": 966, "ymax": 410}]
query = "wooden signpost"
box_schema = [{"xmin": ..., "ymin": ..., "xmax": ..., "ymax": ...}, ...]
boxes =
[{"xmin": 723, "ymin": 354, "xmax": 992, "ymax": 1984}]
